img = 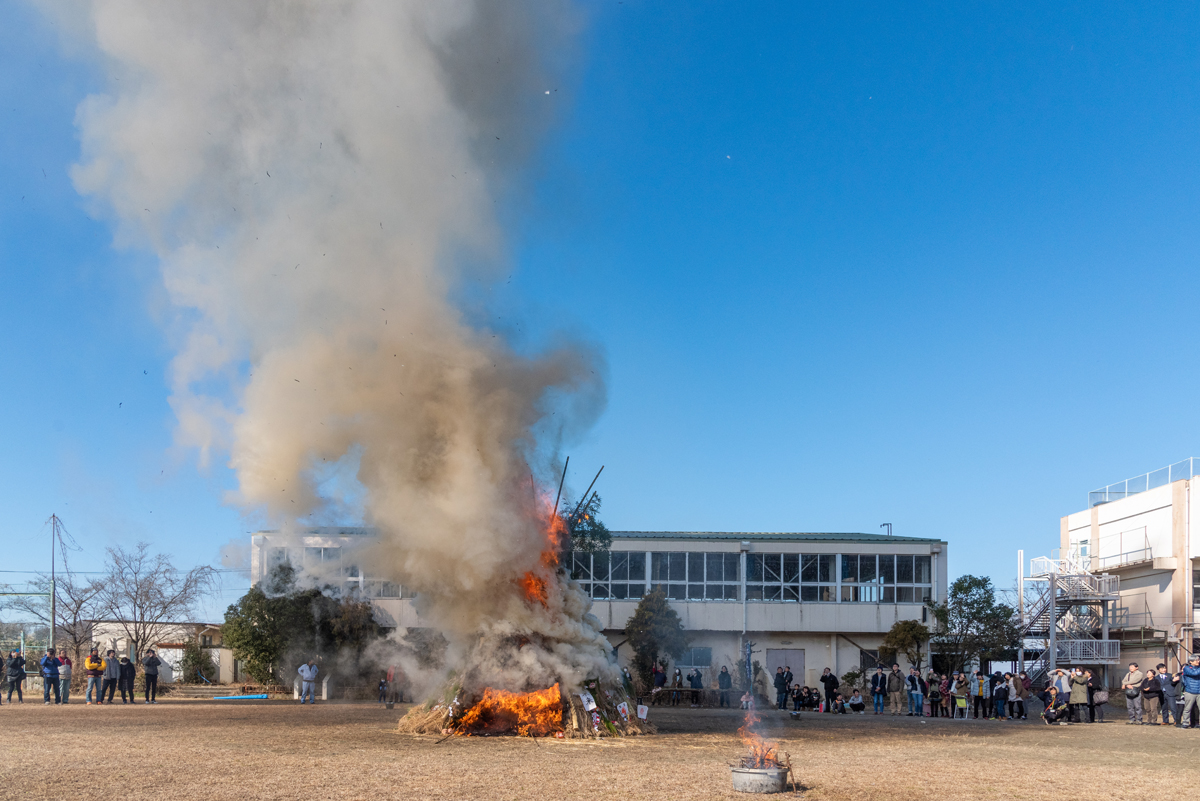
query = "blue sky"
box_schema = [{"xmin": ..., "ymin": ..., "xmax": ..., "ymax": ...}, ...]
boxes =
[{"xmin": 3, "ymin": 2, "xmax": 1200, "ymax": 618}]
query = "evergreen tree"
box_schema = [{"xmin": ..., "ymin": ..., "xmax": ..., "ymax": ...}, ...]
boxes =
[{"xmin": 625, "ymin": 588, "xmax": 689, "ymax": 689}]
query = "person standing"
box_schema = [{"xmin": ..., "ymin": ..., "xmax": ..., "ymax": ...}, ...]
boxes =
[
  {"xmin": 58, "ymin": 656, "xmax": 72, "ymax": 705},
  {"xmin": 887, "ymin": 664, "xmax": 905, "ymax": 715},
  {"xmin": 1179, "ymin": 654, "xmax": 1200, "ymax": 728},
  {"xmin": 1121, "ymin": 662, "xmax": 1145, "ymax": 724},
  {"xmin": 1085, "ymin": 669, "xmax": 1106, "ymax": 723},
  {"xmin": 39, "ymin": 648, "xmax": 61, "ymax": 705},
  {"xmin": 670, "ymin": 668, "xmax": 684, "ymax": 707},
  {"xmin": 5, "ymin": 650, "xmax": 24, "ymax": 704},
  {"xmin": 718, "ymin": 666, "xmax": 732, "ymax": 708},
  {"xmin": 1012, "ymin": 671, "xmax": 1032, "ymax": 719},
  {"xmin": 378, "ymin": 675, "xmax": 388, "ymax": 705},
  {"xmin": 142, "ymin": 650, "xmax": 161, "ymax": 704},
  {"xmin": 297, "ymin": 659, "xmax": 319, "ymax": 705},
  {"xmin": 1067, "ymin": 668, "xmax": 1089, "ymax": 723},
  {"xmin": 906, "ymin": 668, "xmax": 924, "ymax": 716},
  {"xmin": 819, "ymin": 668, "xmax": 839, "ymax": 712},
  {"xmin": 870, "ymin": 666, "xmax": 887, "ymax": 715},
  {"xmin": 116, "ymin": 656, "xmax": 137, "ymax": 704},
  {"xmin": 773, "ymin": 667, "xmax": 787, "ymax": 709},
  {"xmin": 686, "ymin": 667, "xmax": 703, "ymax": 707},
  {"xmin": 84, "ymin": 648, "xmax": 105, "ymax": 705},
  {"xmin": 1157, "ymin": 663, "xmax": 1179, "ymax": 726},
  {"xmin": 1141, "ymin": 669, "xmax": 1163, "ymax": 725},
  {"xmin": 100, "ymin": 649, "xmax": 120, "ymax": 704},
  {"xmin": 973, "ymin": 671, "xmax": 989, "ymax": 719}
]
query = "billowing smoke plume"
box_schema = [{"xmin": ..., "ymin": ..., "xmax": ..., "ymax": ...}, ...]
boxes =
[{"xmin": 57, "ymin": 1, "xmax": 614, "ymax": 691}]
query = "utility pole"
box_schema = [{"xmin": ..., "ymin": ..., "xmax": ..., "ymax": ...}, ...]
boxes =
[{"xmin": 49, "ymin": 514, "xmax": 59, "ymax": 653}]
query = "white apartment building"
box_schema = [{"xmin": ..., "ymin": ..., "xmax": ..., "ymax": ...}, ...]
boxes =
[
  {"xmin": 1061, "ymin": 457, "xmax": 1200, "ymax": 668},
  {"xmin": 250, "ymin": 528, "xmax": 949, "ymax": 689}
]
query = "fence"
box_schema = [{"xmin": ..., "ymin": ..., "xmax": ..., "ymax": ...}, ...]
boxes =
[{"xmin": 1097, "ymin": 527, "xmax": 1152, "ymax": 569}]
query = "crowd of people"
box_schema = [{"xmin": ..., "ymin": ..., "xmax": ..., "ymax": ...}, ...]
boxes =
[
  {"xmin": 3, "ymin": 646, "xmax": 163, "ymax": 705},
  {"xmin": 759, "ymin": 654, "xmax": 1200, "ymax": 728},
  {"xmin": 642, "ymin": 652, "xmax": 1200, "ymax": 729}
]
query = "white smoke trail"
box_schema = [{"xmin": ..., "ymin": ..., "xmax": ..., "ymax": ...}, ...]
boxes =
[{"xmin": 52, "ymin": 0, "xmax": 613, "ymax": 690}]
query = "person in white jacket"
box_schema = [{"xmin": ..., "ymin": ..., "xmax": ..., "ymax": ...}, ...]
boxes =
[{"xmin": 298, "ymin": 660, "xmax": 319, "ymax": 705}]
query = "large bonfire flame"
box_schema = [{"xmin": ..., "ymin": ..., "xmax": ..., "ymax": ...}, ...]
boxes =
[{"xmin": 456, "ymin": 683, "xmax": 563, "ymax": 736}]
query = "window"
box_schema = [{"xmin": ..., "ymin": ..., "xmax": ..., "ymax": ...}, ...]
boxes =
[
  {"xmin": 303, "ymin": 546, "xmax": 341, "ymax": 569},
  {"xmin": 572, "ymin": 551, "xmax": 647, "ymax": 600},
  {"xmin": 362, "ymin": 580, "xmax": 402, "ymax": 599},
  {"xmin": 747, "ymin": 553, "xmax": 833, "ymax": 601},
  {"xmin": 675, "ymin": 647, "xmax": 713, "ymax": 668},
  {"xmin": 840, "ymin": 554, "xmax": 932, "ymax": 603},
  {"xmin": 651, "ymin": 552, "xmax": 739, "ymax": 601},
  {"xmin": 200, "ymin": 635, "xmax": 213, "ymax": 648},
  {"xmin": 268, "ymin": 547, "xmax": 291, "ymax": 567}
]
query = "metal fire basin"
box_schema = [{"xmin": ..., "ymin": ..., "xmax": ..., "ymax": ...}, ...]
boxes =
[{"xmin": 730, "ymin": 767, "xmax": 789, "ymax": 794}]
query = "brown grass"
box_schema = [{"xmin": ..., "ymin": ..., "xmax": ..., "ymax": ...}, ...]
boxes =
[{"xmin": 1, "ymin": 700, "xmax": 1194, "ymax": 800}]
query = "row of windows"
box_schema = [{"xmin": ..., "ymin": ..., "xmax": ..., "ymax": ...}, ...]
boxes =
[
  {"xmin": 571, "ymin": 551, "xmax": 934, "ymax": 603},
  {"xmin": 267, "ymin": 547, "xmax": 404, "ymax": 598}
]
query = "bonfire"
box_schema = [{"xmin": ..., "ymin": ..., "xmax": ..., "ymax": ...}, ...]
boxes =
[{"xmin": 398, "ymin": 507, "xmax": 654, "ymax": 739}]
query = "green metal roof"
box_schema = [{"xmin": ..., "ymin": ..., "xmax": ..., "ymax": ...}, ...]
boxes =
[{"xmin": 610, "ymin": 531, "xmax": 944, "ymax": 544}]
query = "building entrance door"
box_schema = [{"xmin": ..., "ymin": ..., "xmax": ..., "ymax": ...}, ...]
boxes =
[{"xmin": 765, "ymin": 648, "xmax": 805, "ymax": 695}]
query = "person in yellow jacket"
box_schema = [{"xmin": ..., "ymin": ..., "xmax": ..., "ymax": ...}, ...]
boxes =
[{"xmin": 84, "ymin": 649, "xmax": 106, "ymax": 705}]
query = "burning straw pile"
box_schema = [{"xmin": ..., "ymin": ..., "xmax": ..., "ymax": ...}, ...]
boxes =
[
  {"xmin": 399, "ymin": 676, "xmax": 653, "ymax": 739},
  {"xmin": 735, "ymin": 708, "xmax": 794, "ymax": 782}
]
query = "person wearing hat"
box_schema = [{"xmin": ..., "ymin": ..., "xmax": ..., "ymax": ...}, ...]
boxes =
[{"xmin": 1179, "ymin": 653, "xmax": 1200, "ymax": 729}]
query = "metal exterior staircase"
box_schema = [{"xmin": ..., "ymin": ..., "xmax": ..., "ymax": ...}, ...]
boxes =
[{"xmin": 1019, "ymin": 555, "xmax": 1121, "ymax": 677}]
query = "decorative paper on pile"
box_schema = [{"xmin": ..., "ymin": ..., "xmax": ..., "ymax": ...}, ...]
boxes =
[
  {"xmin": 616, "ymin": 701, "xmax": 629, "ymax": 720},
  {"xmin": 579, "ymin": 691, "xmax": 597, "ymax": 711},
  {"xmin": 591, "ymin": 711, "xmax": 602, "ymax": 730},
  {"xmin": 636, "ymin": 704, "xmax": 649, "ymax": 720}
]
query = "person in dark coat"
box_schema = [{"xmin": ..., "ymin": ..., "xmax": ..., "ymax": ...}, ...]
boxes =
[
  {"xmin": 651, "ymin": 664, "xmax": 667, "ymax": 705},
  {"xmin": 717, "ymin": 666, "xmax": 733, "ymax": 708},
  {"xmin": 819, "ymin": 668, "xmax": 840, "ymax": 712},
  {"xmin": 117, "ymin": 656, "xmax": 137, "ymax": 704},
  {"xmin": 7, "ymin": 650, "xmax": 26, "ymax": 703},
  {"xmin": 142, "ymin": 650, "xmax": 161, "ymax": 704},
  {"xmin": 686, "ymin": 668, "xmax": 704, "ymax": 707},
  {"xmin": 773, "ymin": 667, "xmax": 788, "ymax": 709}
]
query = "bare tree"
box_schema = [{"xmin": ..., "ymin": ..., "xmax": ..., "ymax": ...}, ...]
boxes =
[
  {"xmin": 4, "ymin": 572, "xmax": 103, "ymax": 666},
  {"xmin": 98, "ymin": 543, "xmax": 217, "ymax": 662}
]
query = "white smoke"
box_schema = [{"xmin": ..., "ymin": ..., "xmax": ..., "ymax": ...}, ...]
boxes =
[{"xmin": 54, "ymin": 0, "xmax": 613, "ymax": 691}]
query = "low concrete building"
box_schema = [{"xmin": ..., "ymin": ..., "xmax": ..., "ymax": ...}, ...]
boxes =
[
  {"xmin": 90, "ymin": 620, "xmax": 238, "ymax": 683},
  {"xmin": 250, "ymin": 527, "xmax": 948, "ymax": 689}
]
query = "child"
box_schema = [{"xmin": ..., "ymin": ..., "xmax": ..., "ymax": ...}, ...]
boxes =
[
  {"xmin": 831, "ymin": 693, "xmax": 847, "ymax": 714},
  {"xmin": 740, "ymin": 690, "xmax": 755, "ymax": 710},
  {"xmin": 992, "ymin": 674, "xmax": 1009, "ymax": 720},
  {"xmin": 848, "ymin": 690, "xmax": 866, "ymax": 714},
  {"xmin": 378, "ymin": 676, "xmax": 388, "ymax": 705},
  {"xmin": 791, "ymin": 683, "xmax": 803, "ymax": 711}
]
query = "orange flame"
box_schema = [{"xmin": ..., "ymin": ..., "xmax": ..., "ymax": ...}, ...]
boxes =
[
  {"xmin": 738, "ymin": 709, "xmax": 781, "ymax": 768},
  {"xmin": 520, "ymin": 572, "xmax": 549, "ymax": 606},
  {"xmin": 456, "ymin": 683, "xmax": 563, "ymax": 736}
]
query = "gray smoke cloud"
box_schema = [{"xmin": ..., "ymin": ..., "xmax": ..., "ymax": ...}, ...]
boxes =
[{"xmin": 53, "ymin": 0, "xmax": 614, "ymax": 692}]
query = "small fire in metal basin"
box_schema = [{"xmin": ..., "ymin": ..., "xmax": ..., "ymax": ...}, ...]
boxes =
[{"xmin": 732, "ymin": 707, "xmax": 794, "ymax": 794}]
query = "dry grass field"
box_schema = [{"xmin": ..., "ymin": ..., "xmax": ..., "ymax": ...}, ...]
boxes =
[{"xmin": 1, "ymin": 699, "xmax": 1195, "ymax": 800}]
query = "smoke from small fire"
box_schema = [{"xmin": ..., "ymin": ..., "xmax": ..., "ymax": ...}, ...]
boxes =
[{"xmin": 55, "ymin": 0, "xmax": 615, "ymax": 695}]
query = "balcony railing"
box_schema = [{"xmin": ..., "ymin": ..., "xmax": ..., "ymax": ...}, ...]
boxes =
[
  {"xmin": 1089, "ymin": 457, "xmax": 1200, "ymax": 507},
  {"xmin": 1055, "ymin": 639, "xmax": 1120, "ymax": 663}
]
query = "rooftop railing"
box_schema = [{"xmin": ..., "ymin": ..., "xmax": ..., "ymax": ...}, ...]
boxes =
[{"xmin": 1089, "ymin": 457, "xmax": 1200, "ymax": 507}]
